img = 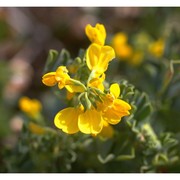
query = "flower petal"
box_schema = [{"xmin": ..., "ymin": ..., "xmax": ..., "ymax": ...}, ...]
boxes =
[
  {"xmin": 110, "ymin": 83, "xmax": 120, "ymax": 99},
  {"xmin": 78, "ymin": 109, "xmax": 103, "ymax": 134},
  {"xmin": 96, "ymin": 45, "xmax": 115, "ymax": 74},
  {"xmin": 113, "ymin": 99, "xmax": 131, "ymax": 114},
  {"xmin": 54, "ymin": 107, "xmax": 80, "ymax": 134},
  {"xmin": 86, "ymin": 43, "xmax": 100, "ymax": 71},
  {"xmin": 102, "ymin": 111, "xmax": 122, "ymax": 125},
  {"xmin": 42, "ymin": 72, "xmax": 56, "ymax": 86},
  {"xmin": 102, "ymin": 99, "xmax": 131, "ymax": 125},
  {"xmin": 95, "ymin": 23, "xmax": 106, "ymax": 42}
]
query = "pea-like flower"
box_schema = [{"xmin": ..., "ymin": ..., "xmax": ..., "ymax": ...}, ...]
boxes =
[
  {"xmin": 85, "ymin": 23, "xmax": 106, "ymax": 46},
  {"xmin": 98, "ymin": 83, "xmax": 131, "ymax": 125},
  {"xmin": 42, "ymin": 66, "xmax": 86, "ymax": 93},
  {"xmin": 42, "ymin": 66, "xmax": 70, "ymax": 89},
  {"xmin": 54, "ymin": 106, "xmax": 104, "ymax": 135},
  {"xmin": 86, "ymin": 43, "xmax": 115, "ymax": 76}
]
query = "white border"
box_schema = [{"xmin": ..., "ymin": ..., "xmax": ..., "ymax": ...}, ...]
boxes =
[
  {"xmin": 0, "ymin": 0, "xmax": 180, "ymax": 7},
  {"xmin": 0, "ymin": 173, "xmax": 180, "ymax": 180}
]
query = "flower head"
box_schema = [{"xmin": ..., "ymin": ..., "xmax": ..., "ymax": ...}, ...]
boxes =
[
  {"xmin": 43, "ymin": 23, "xmax": 132, "ymax": 136},
  {"xmin": 85, "ymin": 23, "xmax": 106, "ymax": 46},
  {"xmin": 54, "ymin": 83, "xmax": 131, "ymax": 136}
]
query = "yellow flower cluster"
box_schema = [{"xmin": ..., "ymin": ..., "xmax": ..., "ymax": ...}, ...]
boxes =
[
  {"xmin": 112, "ymin": 31, "xmax": 165, "ymax": 66},
  {"xmin": 42, "ymin": 23, "xmax": 131, "ymax": 136}
]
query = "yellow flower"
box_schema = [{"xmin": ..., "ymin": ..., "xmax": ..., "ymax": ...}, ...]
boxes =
[
  {"xmin": 149, "ymin": 38, "xmax": 165, "ymax": 58},
  {"xmin": 19, "ymin": 96, "xmax": 42, "ymax": 118},
  {"xmin": 42, "ymin": 66, "xmax": 86, "ymax": 93},
  {"xmin": 54, "ymin": 83, "xmax": 131, "ymax": 136},
  {"xmin": 112, "ymin": 32, "xmax": 133, "ymax": 59},
  {"xmin": 54, "ymin": 106, "xmax": 103, "ymax": 135},
  {"xmin": 98, "ymin": 83, "xmax": 131, "ymax": 125},
  {"xmin": 55, "ymin": 66, "xmax": 71, "ymax": 89},
  {"xmin": 85, "ymin": 23, "xmax": 106, "ymax": 46},
  {"xmin": 42, "ymin": 66, "xmax": 70, "ymax": 89},
  {"xmin": 28, "ymin": 122, "xmax": 46, "ymax": 135},
  {"xmin": 86, "ymin": 43, "xmax": 115, "ymax": 76}
]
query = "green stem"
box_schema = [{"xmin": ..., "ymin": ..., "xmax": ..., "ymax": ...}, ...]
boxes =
[
  {"xmin": 158, "ymin": 60, "xmax": 180, "ymax": 97},
  {"xmin": 84, "ymin": 92, "xmax": 92, "ymax": 110}
]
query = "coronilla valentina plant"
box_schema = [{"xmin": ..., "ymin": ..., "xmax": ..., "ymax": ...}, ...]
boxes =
[
  {"xmin": 42, "ymin": 23, "xmax": 131, "ymax": 136},
  {"xmin": 3, "ymin": 20, "xmax": 180, "ymax": 173}
]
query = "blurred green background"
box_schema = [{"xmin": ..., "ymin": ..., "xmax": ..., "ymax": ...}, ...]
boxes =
[{"xmin": 0, "ymin": 7, "xmax": 180, "ymax": 173}]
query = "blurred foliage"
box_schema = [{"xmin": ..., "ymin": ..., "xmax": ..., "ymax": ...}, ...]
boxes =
[
  {"xmin": 0, "ymin": 7, "xmax": 180, "ymax": 173},
  {"xmin": 0, "ymin": 61, "xmax": 12, "ymax": 137}
]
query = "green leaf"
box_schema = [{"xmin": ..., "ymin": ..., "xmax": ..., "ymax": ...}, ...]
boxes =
[
  {"xmin": 77, "ymin": 48, "xmax": 86, "ymax": 61},
  {"xmin": 134, "ymin": 102, "xmax": 152, "ymax": 121},
  {"xmin": 43, "ymin": 49, "xmax": 71, "ymax": 74},
  {"xmin": 43, "ymin": 49, "xmax": 59, "ymax": 73},
  {"xmin": 119, "ymin": 80, "xmax": 153, "ymax": 125},
  {"xmin": 116, "ymin": 148, "xmax": 135, "ymax": 161},
  {"xmin": 152, "ymin": 153, "xmax": 169, "ymax": 166},
  {"xmin": 56, "ymin": 49, "xmax": 71, "ymax": 66},
  {"xmin": 96, "ymin": 139, "xmax": 114, "ymax": 158},
  {"xmin": 97, "ymin": 154, "xmax": 115, "ymax": 164}
]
